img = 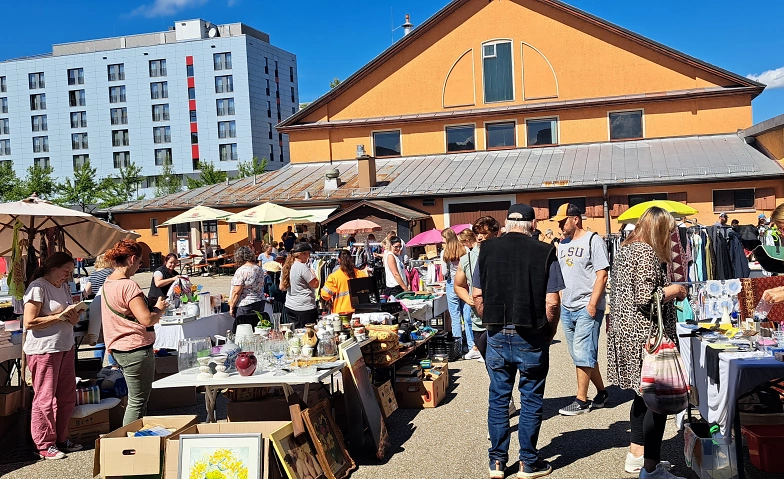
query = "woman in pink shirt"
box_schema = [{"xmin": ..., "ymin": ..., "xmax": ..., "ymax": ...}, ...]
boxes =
[{"xmin": 101, "ymin": 240, "xmax": 168, "ymax": 425}]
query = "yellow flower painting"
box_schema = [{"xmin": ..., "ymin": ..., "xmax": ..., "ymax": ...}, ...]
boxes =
[{"xmin": 187, "ymin": 447, "xmax": 250, "ymax": 479}]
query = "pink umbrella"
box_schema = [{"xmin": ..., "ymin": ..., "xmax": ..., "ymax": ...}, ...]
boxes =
[
  {"xmin": 449, "ymin": 224, "xmax": 472, "ymax": 233},
  {"xmin": 406, "ymin": 228, "xmax": 444, "ymax": 247},
  {"xmin": 336, "ymin": 219, "xmax": 382, "ymax": 235}
]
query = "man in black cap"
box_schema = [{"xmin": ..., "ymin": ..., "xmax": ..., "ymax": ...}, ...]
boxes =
[{"xmin": 472, "ymin": 203, "xmax": 564, "ymax": 479}]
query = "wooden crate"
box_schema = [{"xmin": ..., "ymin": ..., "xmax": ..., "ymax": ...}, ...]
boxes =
[{"xmin": 373, "ymin": 380, "xmax": 398, "ymax": 418}]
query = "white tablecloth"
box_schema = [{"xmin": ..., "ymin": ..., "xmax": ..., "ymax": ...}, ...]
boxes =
[
  {"xmin": 399, "ymin": 294, "xmax": 447, "ymax": 322},
  {"xmin": 154, "ymin": 313, "xmax": 234, "ymax": 350},
  {"xmin": 677, "ymin": 324, "xmax": 784, "ymax": 436}
]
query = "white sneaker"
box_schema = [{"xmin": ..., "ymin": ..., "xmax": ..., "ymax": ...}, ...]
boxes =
[
  {"xmin": 476, "ymin": 356, "xmax": 485, "ymax": 363},
  {"xmin": 625, "ymin": 453, "xmax": 673, "ymax": 474},
  {"xmin": 465, "ymin": 349, "xmax": 482, "ymax": 360},
  {"xmin": 638, "ymin": 463, "xmax": 684, "ymax": 479}
]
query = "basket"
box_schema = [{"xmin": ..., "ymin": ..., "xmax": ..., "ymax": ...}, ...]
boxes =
[{"xmin": 429, "ymin": 333, "xmax": 461, "ymax": 361}]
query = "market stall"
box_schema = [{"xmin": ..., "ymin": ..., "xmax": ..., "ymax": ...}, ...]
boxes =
[{"xmin": 154, "ymin": 312, "xmax": 236, "ymax": 350}]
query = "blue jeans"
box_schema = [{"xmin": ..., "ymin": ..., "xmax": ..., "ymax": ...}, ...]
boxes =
[
  {"xmin": 560, "ymin": 307, "xmax": 604, "ymax": 368},
  {"xmin": 486, "ymin": 327, "xmax": 550, "ymax": 465},
  {"xmin": 446, "ymin": 279, "xmax": 475, "ymax": 349}
]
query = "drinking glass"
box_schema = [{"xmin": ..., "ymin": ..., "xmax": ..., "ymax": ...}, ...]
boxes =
[{"xmin": 270, "ymin": 339, "xmax": 287, "ymax": 376}]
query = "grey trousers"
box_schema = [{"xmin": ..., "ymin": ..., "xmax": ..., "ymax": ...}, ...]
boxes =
[{"xmin": 112, "ymin": 346, "xmax": 155, "ymax": 426}]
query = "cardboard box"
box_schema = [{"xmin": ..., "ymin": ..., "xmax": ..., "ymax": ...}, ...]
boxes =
[
  {"xmin": 70, "ymin": 420, "xmax": 110, "ymax": 443},
  {"xmin": 163, "ymin": 421, "xmax": 289, "ymax": 479},
  {"xmin": 68, "ymin": 408, "xmax": 110, "ymax": 429},
  {"xmin": 431, "ymin": 358, "xmax": 449, "ymax": 382},
  {"xmin": 374, "ymin": 381, "xmax": 398, "ymax": 418},
  {"xmin": 93, "ymin": 415, "xmax": 198, "ymax": 478},
  {"xmin": 227, "ymin": 396, "xmax": 291, "ymax": 422},
  {"xmin": 0, "ymin": 386, "xmax": 21, "ymax": 416},
  {"xmin": 394, "ymin": 370, "xmax": 447, "ymax": 408}
]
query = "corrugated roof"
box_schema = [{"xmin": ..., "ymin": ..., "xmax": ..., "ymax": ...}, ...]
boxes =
[
  {"xmin": 279, "ymin": 0, "xmax": 763, "ymax": 129},
  {"xmin": 108, "ymin": 133, "xmax": 784, "ymax": 213},
  {"xmin": 321, "ymin": 200, "xmax": 430, "ymax": 225}
]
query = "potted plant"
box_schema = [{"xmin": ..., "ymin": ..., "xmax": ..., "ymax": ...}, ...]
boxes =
[{"xmin": 254, "ymin": 311, "xmax": 272, "ymax": 336}]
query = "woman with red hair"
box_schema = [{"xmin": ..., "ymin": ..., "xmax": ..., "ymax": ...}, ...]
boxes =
[{"xmin": 101, "ymin": 240, "xmax": 168, "ymax": 425}]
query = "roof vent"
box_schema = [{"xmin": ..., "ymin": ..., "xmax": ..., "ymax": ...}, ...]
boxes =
[
  {"xmin": 403, "ymin": 14, "xmax": 413, "ymax": 36},
  {"xmin": 356, "ymin": 144, "xmax": 376, "ymax": 189}
]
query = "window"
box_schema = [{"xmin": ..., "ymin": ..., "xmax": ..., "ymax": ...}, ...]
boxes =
[
  {"xmin": 192, "ymin": 158, "xmax": 199, "ymax": 170},
  {"xmin": 153, "ymin": 126, "xmax": 171, "ymax": 144},
  {"xmin": 526, "ymin": 118, "xmax": 557, "ymax": 146},
  {"xmin": 107, "ymin": 64, "xmax": 124, "ymax": 82},
  {"xmin": 290, "ymin": 66, "xmax": 294, "ymax": 82},
  {"xmin": 68, "ymin": 68, "xmax": 84, "ymax": 85},
  {"xmin": 69, "ymin": 111, "xmax": 87, "ymax": 128},
  {"xmin": 277, "ymin": 108, "xmax": 281, "ymax": 122},
  {"xmin": 219, "ymin": 143, "xmax": 238, "ymax": 161},
  {"xmin": 189, "ymin": 110, "xmax": 197, "ymax": 122},
  {"xmin": 213, "ymin": 53, "xmax": 232, "ymax": 70},
  {"xmin": 446, "ymin": 125, "xmax": 475, "ymax": 152},
  {"xmin": 0, "ymin": 139, "xmax": 9, "ymax": 155},
  {"xmin": 188, "ymin": 87, "xmax": 196, "ymax": 100},
  {"xmin": 34, "ymin": 157, "xmax": 49, "ymax": 168},
  {"xmin": 33, "ymin": 136, "xmax": 49, "ymax": 153},
  {"xmin": 713, "ymin": 189, "xmax": 755, "ymax": 212},
  {"xmin": 69, "ymin": 89, "xmax": 86, "ymax": 107},
  {"xmin": 186, "ymin": 64, "xmax": 194, "ymax": 77},
  {"xmin": 275, "ymin": 88, "xmax": 280, "ymax": 99},
  {"xmin": 111, "ymin": 129, "xmax": 129, "ymax": 147},
  {"xmin": 266, "ymin": 100, "xmax": 271, "ymax": 118},
  {"xmin": 155, "ymin": 148, "xmax": 172, "ymax": 166},
  {"xmin": 31, "ymin": 115, "xmax": 47, "ymax": 132},
  {"xmin": 548, "ymin": 197, "xmax": 586, "ymax": 217},
  {"xmin": 268, "ymin": 123, "xmax": 273, "ymax": 140},
  {"xmin": 150, "ymin": 82, "xmax": 168, "ymax": 100},
  {"xmin": 149, "ymin": 59, "xmax": 167, "ymax": 77},
  {"xmin": 269, "ymin": 144, "xmax": 274, "ymax": 161},
  {"xmin": 72, "ymin": 154, "xmax": 89, "ymax": 169},
  {"xmin": 266, "ymin": 79, "xmax": 270, "ymax": 96},
  {"xmin": 483, "ymin": 41, "xmax": 513, "ymax": 103},
  {"xmin": 216, "ymin": 98, "xmax": 235, "ymax": 116},
  {"xmin": 150, "ymin": 218, "xmax": 159, "ymax": 235},
  {"xmin": 290, "ymin": 86, "xmax": 295, "ymax": 102},
  {"xmin": 274, "ymin": 61, "xmax": 278, "ymax": 77},
  {"xmin": 372, "ymin": 130, "xmax": 401, "ymax": 157},
  {"xmin": 279, "ymin": 149, "xmax": 283, "ymax": 162},
  {"xmin": 215, "ymin": 75, "xmax": 233, "ymax": 93},
  {"xmin": 486, "ymin": 121, "xmax": 516, "ymax": 149},
  {"xmin": 71, "ymin": 132, "xmax": 88, "ymax": 149},
  {"xmin": 292, "ymin": 106, "xmax": 296, "ymax": 114},
  {"xmin": 28, "ymin": 72, "xmax": 45, "ymax": 89},
  {"xmin": 190, "ymin": 132, "xmax": 198, "ymax": 144},
  {"xmin": 152, "ymin": 104, "xmax": 170, "ymax": 122},
  {"xmin": 0, "ymin": 98, "xmax": 7, "ymax": 113},
  {"xmin": 0, "ymin": 76, "xmax": 6, "ymax": 93},
  {"xmin": 109, "ymin": 86, "xmax": 126, "ymax": 103},
  {"xmin": 113, "ymin": 151, "xmax": 131, "ymax": 168},
  {"xmin": 609, "ymin": 110, "xmax": 643, "ymax": 140},
  {"xmin": 30, "ymin": 94, "xmax": 46, "ymax": 110},
  {"xmin": 628, "ymin": 193, "xmax": 667, "ymax": 207},
  {"xmin": 0, "ymin": 118, "xmax": 8, "ymax": 135},
  {"xmin": 110, "ymin": 107, "xmax": 128, "ymax": 125},
  {"xmin": 229, "ymin": 222, "xmax": 237, "ymax": 233},
  {"xmin": 264, "ymin": 57, "xmax": 269, "ymax": 74},
  {"xmin": 218, "ymin": 121, "xmax": 236, "ymax": 139}
]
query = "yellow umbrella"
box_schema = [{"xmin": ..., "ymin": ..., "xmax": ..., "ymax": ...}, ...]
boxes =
[
  {"xmin": 160, "ymin": 205, "xmax": 232, "ymax": 226},
  {"xmin": 618, "ymin": 200, "xmax": 698, "ymax": 224},
  {"xmin": 226, "ymin": 202, "xmax": 312, "ymax": 226}
]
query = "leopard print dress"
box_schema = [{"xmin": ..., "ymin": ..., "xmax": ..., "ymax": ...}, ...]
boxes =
[{"xmin": 607, "ymin": 241, "xmax": 677, "ymax": 390}]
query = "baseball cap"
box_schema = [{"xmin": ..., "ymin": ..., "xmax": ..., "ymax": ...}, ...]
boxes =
[
  {"xmin": 759, "ymin": 214, "xmax": 767, "ymax": 220},
  {"xmin": 291, "ymin": 242, "xmax": 313, "ymax": 253},
  {"xmin": 551, "ymin": 203, "xmax": 582, "ymax": 222},
  {"xmin": 507, "ymin": 203, "xmax": 535, "ymax": 221},
  {"xmin": 718, "ymin": 212, "xmax": 728, "ymax": 218}
]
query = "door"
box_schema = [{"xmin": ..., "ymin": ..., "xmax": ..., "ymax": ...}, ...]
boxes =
[{"xmin": 448, "ymin": 200, "xmax": 512, "ymax": 226}]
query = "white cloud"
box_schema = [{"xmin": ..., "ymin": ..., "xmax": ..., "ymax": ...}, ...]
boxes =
[
  {"xmin": 747, "ymin": 66, "xmax": 784, "ymax": 89},
  {"xmin": 131, "ymin": 0, "xmax": 209, "ymax": 18}
]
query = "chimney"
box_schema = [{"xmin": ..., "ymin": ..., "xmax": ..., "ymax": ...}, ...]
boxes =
[
  {"xmin": 356, "ymin": 144, "xmax": 376, "ymax": 189},
  {"xmin": 403, "ymin": 14, "xmax": 413, "ymax": 36}
]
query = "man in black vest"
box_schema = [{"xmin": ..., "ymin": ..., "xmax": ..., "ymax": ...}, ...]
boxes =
[{"xmin": 472, "ymin": 203, "xmax": 564, "ymax": 479}]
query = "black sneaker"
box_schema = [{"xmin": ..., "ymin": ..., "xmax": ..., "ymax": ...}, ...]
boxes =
[
  {"xmin": 559, "ymin": 399, "xmax": 590, "ymax": 416},
  {"xmin": 591, "ymin": 390, "xmax": 609, "ymax": 409},
  {"xmin": 518, "ymin": 459, "xmax": 553, "ymax": 478}
]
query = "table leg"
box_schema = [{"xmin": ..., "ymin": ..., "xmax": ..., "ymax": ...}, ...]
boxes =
[
  {"xmin": 282, "ymin": 384, "xmax": 294, "ymax": 400},
  {"xmin": 204, "ymin": 387, "xmax": 218, "ymax": 423},
  {"xmin": 303, "ymin": 383, "xmax": 310, "ymax": 404},
  {"xmin": 734, "ymin": 403, "xmax": 745, "ymax": 479}
]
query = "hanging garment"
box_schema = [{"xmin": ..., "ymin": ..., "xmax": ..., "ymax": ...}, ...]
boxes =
[
  {"xmin": 708, "ymin": 226, "xmax": 734, "ymax": 280},
  {"xmin": 727, "ymin": 230, "xmax": 750, "ymax": 278},
  {"xmin": 8, "ymin": 221, "xmax": 26, "ymax": 300},
  {"xmin": 407, "ymin": 268, "xmax": 420, "ymax": 292}
]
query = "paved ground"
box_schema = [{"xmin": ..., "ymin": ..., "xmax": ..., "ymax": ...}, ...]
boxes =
[{"xmin": 0, "ymin": 272, "xmax": 779, "ymax": 478}]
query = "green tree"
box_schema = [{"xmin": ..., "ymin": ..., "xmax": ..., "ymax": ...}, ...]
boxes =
[
  {"xmin": 186, "ymin": 160, "xmax": 227, "ymax": 189},
  {"xmin": 299, "ymin": 102, "xmax": 310, "ymax": 110},
  {"xmin": 58, "ymin": 159, "xmax": 99, "ymax": 212},
  {"xmin": 329, "ymin": 77, "xmax": 341, "ymax": 89},
  {"xmin": 97, "ymin": 162, "xmax": 145, "ymax": 208},
  {"xmin": 235, "ymin": 156, "xmax": 268, "ymax": 179},
  {"xmin": 0, "ymin": 161, "xmax": 23, "ymax": 202},
  {"xmin": 19, "ymin": 164, "xmax": 58, "ymax": 200},
  {"xmin": 155, "ymin": 162, "xmax": 183, "ymax": 197}
]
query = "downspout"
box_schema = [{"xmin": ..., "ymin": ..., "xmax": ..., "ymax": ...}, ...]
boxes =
[{"xmin": 603, "ymin": 184, "xmax": 611, "ymax": 236}]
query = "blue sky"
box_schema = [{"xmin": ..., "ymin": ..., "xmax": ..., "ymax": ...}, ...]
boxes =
[{"xmin": 1, "ymin": 0, "xmax": 782, "ymax": 123}]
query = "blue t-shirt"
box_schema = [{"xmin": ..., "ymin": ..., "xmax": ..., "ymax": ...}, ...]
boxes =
[{"xmin": 472, "ymin": 258, "xmax": 565, "ymax": 294}]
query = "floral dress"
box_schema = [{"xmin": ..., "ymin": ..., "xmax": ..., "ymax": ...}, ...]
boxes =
[{"xmin": 607, "ymin": 242, "xmax": 677, "ymax": 390}]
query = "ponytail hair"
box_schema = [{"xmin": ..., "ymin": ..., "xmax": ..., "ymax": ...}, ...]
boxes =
[
  {"xmin": 29, "ymin": 252, "xmax": 74, "ymax": 286},
  {"xmin": 104, "ymin": 240, "xmax": 143, "ymax": 267},
  {"xmin": 280, "ymin": 254, "xmax": 296, "ymax": 290}
]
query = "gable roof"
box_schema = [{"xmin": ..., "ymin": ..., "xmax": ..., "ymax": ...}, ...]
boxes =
[
  {"xmin": 280, "ymin": 0, "xmax": 763, "ymax": 130},
  {"xmin": 321, "ymin": 200, "xmax": 430, "ymax": 225},
  {"xmin": 743, "ymin": 113, "xmax": 784, "ymax": 138}
]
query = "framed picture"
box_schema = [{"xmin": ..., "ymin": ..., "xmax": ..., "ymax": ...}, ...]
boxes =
[
  {"xmin": 179, "ymin": 433, "xmax": 262, "ymax": 479},
  {"xmin": 270, "ymin": 422, "xmax": 326, "ymax": 479},
  {"xmin": 301, "ymin": 399, "xmax": 356, "ymax": 479}
]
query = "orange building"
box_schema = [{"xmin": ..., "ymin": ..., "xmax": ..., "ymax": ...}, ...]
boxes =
[{"xmin": 110, "ymin": 0, "xmax": 784, "ymax": 262}]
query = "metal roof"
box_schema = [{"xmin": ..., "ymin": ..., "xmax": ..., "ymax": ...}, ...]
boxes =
[
  {"xmin": 743, "ymin": 113, "xmax": 784, "ymax": 138},
  {"xmin": 320, "ymin": 200, "xmax": 430, "ymax": 225},
  {"xmin": 108, "ymin": 133, "xmax": 784, "ymax": 213}
]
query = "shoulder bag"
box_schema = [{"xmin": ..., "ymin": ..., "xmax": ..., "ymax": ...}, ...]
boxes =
[{"xmin": 639, "ymin": 290, "xmax": 690, "ymax": 415}]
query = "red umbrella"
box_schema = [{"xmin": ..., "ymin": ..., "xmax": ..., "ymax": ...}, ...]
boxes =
[{"xmin": 336, "ymin": 219, "xmax": 382, "ymax": 235}]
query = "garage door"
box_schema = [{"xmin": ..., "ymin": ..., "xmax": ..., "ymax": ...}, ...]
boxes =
[{"xmin": 448, "ymin": 200, "xmax": 512, "ymax": 226}]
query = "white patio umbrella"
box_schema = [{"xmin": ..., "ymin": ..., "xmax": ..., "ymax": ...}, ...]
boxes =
[
  {"xmin": 226, "ymin": 202, "xmax": 313, "ymax": 225},
  {"xmin": 160, "ymin": 205, "xmax": 232, "ymax": 226},
  {"xmin": 0, "ymin": 195, "xmax": 139, "ymax": 257}
]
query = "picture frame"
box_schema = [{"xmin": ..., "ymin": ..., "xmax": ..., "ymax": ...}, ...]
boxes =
[
  {"xmin": 301, "ymin": 399, "xmax": 356, "ymax": 479},
  {"xmin": 270, "ymin": 422, "xmax": 326, "ymax": 479},
  {"xmin": 179, "ymin": 433, "xmax": 262, "ymax": 479}
]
